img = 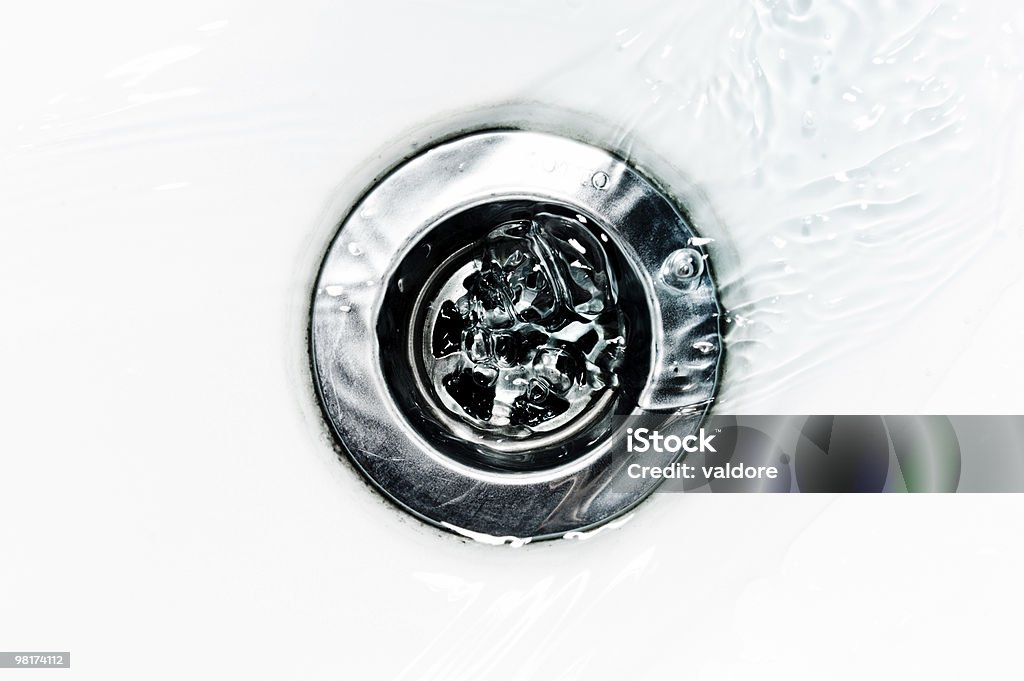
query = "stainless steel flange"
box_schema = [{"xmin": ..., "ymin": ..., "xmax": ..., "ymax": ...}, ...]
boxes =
[{"xmin": 310, "ymin": 130, "xmax": 723, "ymax": 542}]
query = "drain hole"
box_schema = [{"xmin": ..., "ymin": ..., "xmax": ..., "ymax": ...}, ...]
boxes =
[
  {"xmin": 378, "ymin": 199, "xmax": 652, "ymax": 473},
  {"xmin": 425, "ymin": 212, "xmax": 625, "ymax": 434}
]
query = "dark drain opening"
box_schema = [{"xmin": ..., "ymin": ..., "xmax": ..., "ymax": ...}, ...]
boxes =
[{"xmin": 378, "ymin": 199, "xmax": 653, "ymax": 473}]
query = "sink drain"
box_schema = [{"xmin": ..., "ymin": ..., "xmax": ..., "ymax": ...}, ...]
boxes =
[
  {"xmin": 380, "ymin": 198, "xmax": 648, "ymax": 474},
  {"xmin": 310, "ymin": 130, "xmax": 722, "ymax": 541}
]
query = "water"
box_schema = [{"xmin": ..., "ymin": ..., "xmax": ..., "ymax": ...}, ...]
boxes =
[
  {"xmin": 4, "ymin": 2, "xmax": 1024, "ymax": 677},
  {"xmin": 9, "ymin": 0, "xmax": 1022, "ymax": 414},
  {"xmin": 425, "ymin": 211, "xmax": 626, "ymax": 437},
  {"xmin": 660, "ymin": 247, "xmax": 705, "ymax": 288},
  {"xmin": 526, "ymin": 0, "xmax": 1024, "ymax": 414}
]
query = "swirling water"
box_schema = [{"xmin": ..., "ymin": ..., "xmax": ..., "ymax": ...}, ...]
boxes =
[
  {"xmin": 7, "ymin": 0, "xmax": 1023, "ymax": 417},
  {"xmin": 427, "ymin": 211, "xmax": 626, "ymax": 436},
  {"xmin": 526, "ymin": 0, "xmax": 1024, "ymax": 414}
]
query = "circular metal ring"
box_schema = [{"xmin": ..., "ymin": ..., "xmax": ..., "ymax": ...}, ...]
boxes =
[{"xmin": 310, "ymin": 130, "xmax": 723, "ymax": 542}]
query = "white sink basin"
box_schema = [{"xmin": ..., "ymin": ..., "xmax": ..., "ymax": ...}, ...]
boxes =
[{"xmin": 2, "ymin": 1, "xmax": 1022, "ymax": 678}]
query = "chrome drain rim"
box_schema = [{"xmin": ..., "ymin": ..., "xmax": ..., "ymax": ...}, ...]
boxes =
[{"xmin": 310, "ymin": 130, "xmax": 723, "ymax": 541}]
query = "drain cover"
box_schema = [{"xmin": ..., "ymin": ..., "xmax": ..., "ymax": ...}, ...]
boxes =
[{"xmin": 310, "ymin": 130, "xmax": 722, "ymax": 541}]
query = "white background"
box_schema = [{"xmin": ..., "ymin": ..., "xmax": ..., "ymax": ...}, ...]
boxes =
[{"xmin": 2, "ymin": 1, "xmax": 1023, "ymax": 678}]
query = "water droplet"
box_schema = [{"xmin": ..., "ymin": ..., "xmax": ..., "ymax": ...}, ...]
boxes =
[
  {"xmin": 348, "ymin": 242, "xmax": 364, "ymax": 256},
  {"xmin": 325, "ymin": 285, "xmax": 344, "ymax": 297},
  {"xmin": 802, "ymin": 110, "xmax": 817, "ymax": 137},
  {"xmin": 660, "ymin": 248, "xmax": 705, "ymax": 289},
  {"xmin": 339, "ymin": 304, "xmax": 352, "ymax": 313},
  {"xmin": 693, "ymin": 341, "xmax": 716, "ymax": 355},
  {"xmin": 591, "ymin": 171, "xmax": 609, "ymax": 190}
]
